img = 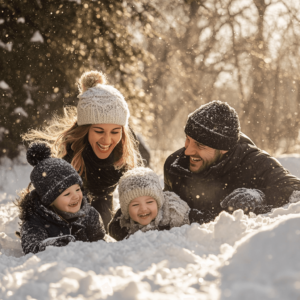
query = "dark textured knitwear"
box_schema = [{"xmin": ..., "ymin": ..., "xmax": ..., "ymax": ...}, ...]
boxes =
[
  {"xmin": 184, "ymin": 100, "xmax": 240, "ymax": 150},
  {"xmin": 27, "ymin": 142, "xmax": 83, "ymax": 207},
  {"xmin": 63, "ymin": 142, "xmax": 126, "ymax": 229}
]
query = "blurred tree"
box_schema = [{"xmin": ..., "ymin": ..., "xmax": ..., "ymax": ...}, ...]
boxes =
[
  {"xmin": 143, "ymin": 0, "xmax": 300, "ymax": 155},
  {"xmin": 0, "ymin": 0, "xmax": 155, "ymax": 158},
  {"xmin": 2, "ymin": 0, "xmax": 300, "ymax": 162}
]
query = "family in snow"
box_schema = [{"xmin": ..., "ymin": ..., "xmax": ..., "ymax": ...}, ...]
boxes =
[{"xmin": 15, "ymin": 70, "xmax": 300, "ymax": 254}]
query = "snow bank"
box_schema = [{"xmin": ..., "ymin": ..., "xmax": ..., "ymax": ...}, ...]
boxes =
[
  {"xmin": 219, "ymin": 214, "xmax": 300, "ymax": 300},
  {"xmin": 277, "ymin": 154, "xmax": 300, "ymax": 178},
  {"xmin": 0, "ymin": 155, "xmax": 300, "ymax": 299}
]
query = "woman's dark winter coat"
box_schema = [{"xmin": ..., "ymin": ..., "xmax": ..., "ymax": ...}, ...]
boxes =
[
  {"xmin": 63, "ymin": 142, "xmax": 126, "ymax": 230},
  {"xmin": 164, "ymin": 133, "xmax": 300, "ymax": 222},
  {"xmin": 20, "ymin": 191, "xmax": 105, "ymax": 254}
]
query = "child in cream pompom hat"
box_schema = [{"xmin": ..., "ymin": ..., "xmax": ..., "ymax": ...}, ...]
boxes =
[{"xmin": 108, "ymin": 167, "xmax": 206, "ymax": 241}]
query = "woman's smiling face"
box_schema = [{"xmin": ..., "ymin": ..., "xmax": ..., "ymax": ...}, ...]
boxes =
[{"xmin": 88, "ymin": 124, "xmax": 122, "ymax": 159}]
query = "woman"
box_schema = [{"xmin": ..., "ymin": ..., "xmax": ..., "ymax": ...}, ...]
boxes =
[{"xmin": 23, "ymin": 70, "xmax": 143, "ymax": 229}]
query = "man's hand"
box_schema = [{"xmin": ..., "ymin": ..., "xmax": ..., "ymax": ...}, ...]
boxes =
[{"xmin": 220, "ymin": 188, "xmax": 265, "ymax": 213}]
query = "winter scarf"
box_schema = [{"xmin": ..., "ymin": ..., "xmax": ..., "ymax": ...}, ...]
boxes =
[
  {"xmin": 81, "ymin": 141, "xmax": 126, "ymax": 190},
  {"xmin": 64, "ymin": 142, "xmax": 126, "ymax": 229},
  {"xmin": 51, "ymin": 205, "xmax": 86, "ymax": 220}
]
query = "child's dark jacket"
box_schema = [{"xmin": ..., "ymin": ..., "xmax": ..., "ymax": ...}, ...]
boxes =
[{"xmin": 20, "ymin": 191, "xmax": 105, "ymax": 254}]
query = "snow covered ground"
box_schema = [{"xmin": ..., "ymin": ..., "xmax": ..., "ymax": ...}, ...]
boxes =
[{"xmin": 0, "ymin": 154, "xmax": 300, "ymax": 299}]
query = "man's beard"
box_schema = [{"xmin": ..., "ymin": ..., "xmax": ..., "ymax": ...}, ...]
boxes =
[{"xmin": 189, "ymin": 150, "xmax": 224, "ymax": 174}]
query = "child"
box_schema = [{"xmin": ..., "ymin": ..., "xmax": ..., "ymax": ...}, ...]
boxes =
[
  {"xmin": 16, "ymin": 142, "xmax": 106, "ymax": 254},
  {"xmin": 108, "ymin": 167, "xmax": 206, "ymax": 241}
]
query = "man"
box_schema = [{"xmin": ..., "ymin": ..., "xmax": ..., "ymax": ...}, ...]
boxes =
[{"xmin": 164, "ymin": 100, "xmax": 300, "ymax": 223}]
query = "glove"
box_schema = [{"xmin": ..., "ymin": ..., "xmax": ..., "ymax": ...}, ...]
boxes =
[
  {"xmin": 220, "ymin": 188, "xmax": 265, "ymax": 213},
  {"xmin": 40, "ymin": 235, "xmax": 76, "ymax": 250}
]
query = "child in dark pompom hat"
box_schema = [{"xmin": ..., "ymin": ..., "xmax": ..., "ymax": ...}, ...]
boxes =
[{"xmin": 16, "ymin": 142, "xmax": 106, "ymax": 255}]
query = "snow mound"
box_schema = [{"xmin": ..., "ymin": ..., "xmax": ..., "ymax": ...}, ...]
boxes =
[
  {"xmin": 277, "ymin": 154, "xmax": 300, "ymax": 178},
  {"xmin": 219, "ymin": 215, "xmax": 300, "ymax": 300}
]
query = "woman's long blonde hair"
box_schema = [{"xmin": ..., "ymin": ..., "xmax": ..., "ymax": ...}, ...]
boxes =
[{"xmin": 22, "ymin": 106, "xmax": 143, "ymax": 176}]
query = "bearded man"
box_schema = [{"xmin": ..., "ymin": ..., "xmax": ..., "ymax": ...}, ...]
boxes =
[{"xmin": 164, "ymin": 100, "xmax": 300, "ymax": 223}]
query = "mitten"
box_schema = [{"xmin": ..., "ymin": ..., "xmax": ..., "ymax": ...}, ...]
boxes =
[
  {"xmin": 39, "ymin": 235, "xmax": 75, "ymax": 251},
  {"xmin": 220, "ymin": 188, "xmax": 265, "ymax": 213}
]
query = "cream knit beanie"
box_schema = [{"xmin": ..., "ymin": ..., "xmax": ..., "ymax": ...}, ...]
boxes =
[
  {"xmin": 118, "ymin": 167, "xmax": 164, "ymax": 219},
  {"xmin": 77, "ymin": 70, "xmax": 130, "ymax": 126}
]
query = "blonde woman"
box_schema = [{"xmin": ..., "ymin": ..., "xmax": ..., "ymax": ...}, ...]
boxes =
[{"xmin": 23, "ymin": 71, "xmax": 143, "ymax": 229}]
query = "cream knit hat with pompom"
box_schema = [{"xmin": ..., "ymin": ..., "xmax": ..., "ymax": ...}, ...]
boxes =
[
  {"xmin": 118, "ymin": 167, "xmax": 164, "ymax": 219},
  {"xmin": 77, "ymin": 70, "xmax": 130, "ymax": 126}
]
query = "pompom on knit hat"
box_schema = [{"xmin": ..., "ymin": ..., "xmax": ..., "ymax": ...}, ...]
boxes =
[
  {"xmin": 184, "ymin": 100, "xmax": 241, "ymax": 150},
  {"xmin": 27, "ymin": 142, "xmax": 83, "ymax": 207},
  {"xmin": 118, "ymin": 167, "xmax": 164, "ymax": 219},
  {"xmin": 77, "ymin": 70, "xmax": 130, "ymax": 126}
]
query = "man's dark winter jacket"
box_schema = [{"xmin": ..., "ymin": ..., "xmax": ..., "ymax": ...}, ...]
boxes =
[
  {"xmin": 164, "ymin": 134, "xmax": 300, "ymax": 222},
  {"xmin": 63, "ymin": 142, "xmax": 126, "ymax": 230},
  {"xmin": 20, "ymin": 192, "xmax": 105, "ymax": 254}
]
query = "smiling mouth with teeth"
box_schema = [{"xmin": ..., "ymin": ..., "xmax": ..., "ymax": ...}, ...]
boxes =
[
  {"xmin": 69, "ymin": 201, "xmax": 79, "ymax": 207},
  {"xmin": 97, "ymin": 143, "xmax": 111, "ymax": 151},
  {"xmin": 191, "ymin": 157, "xmax": 202, "ymax": 162},
  {"xmin": 138, "ymin": 213, "xmax": 151, "ymax": 218}
]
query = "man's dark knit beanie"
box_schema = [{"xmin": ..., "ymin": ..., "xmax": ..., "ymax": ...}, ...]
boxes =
[
  {"xmin": 27, "ymin": 142, "xmax": 83, "ymax": 207},
  {"xmin": 184, "ymin": 100, "xmax": 241, "ymax": 150}
]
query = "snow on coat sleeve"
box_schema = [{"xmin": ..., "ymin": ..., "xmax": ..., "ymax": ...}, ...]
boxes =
[
  {"xmin": 163, "ymin": 191, "xmax": 190, "ymax": 228},
  {"xmin": 84, "ymin": 206, "xmax": 106, "ymax": 242},
  {"xmin": 21, "ymin": 219, "xmax": 49, "ymax": 255},
  {"xmin": 245, "ymin": 152, "xmax": 300, "ymax": 209},
  {"xmin": 108, "ymin": 208, "xmax": 129, "ymax": 241}
]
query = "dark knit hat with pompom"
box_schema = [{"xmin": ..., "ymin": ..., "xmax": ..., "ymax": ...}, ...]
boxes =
[
  {"xmin": 27, "ymin": 142, "xmax": 82, "ymax": 206},
  {"xmin": 184, "ymin": 100, "xmax": 241, "ymax": 150}
]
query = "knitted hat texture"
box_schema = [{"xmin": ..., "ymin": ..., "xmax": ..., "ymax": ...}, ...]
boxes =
[
  {"xmin": 77, "ymin": 71, "xmax": 130, "ymax": 126},
  {"xmin": 118, "ymin": 167, "xmax": 164, "ymax": 219},
  {"xmin": 184, "ymin": 100, "xmax": 240, "ymax": 150},
  {"xmin": 27, "ymin": 142, "xmax": 83, "ymax": 207}
]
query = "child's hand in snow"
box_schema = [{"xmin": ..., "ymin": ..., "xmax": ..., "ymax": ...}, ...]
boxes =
[
  {"xmin": 40, "ymin": 235, "xmax": 76, "ymax": 250},
  {"xmin": 220, "ymin": 188, "xmax": 265, "ymax": 213}
]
